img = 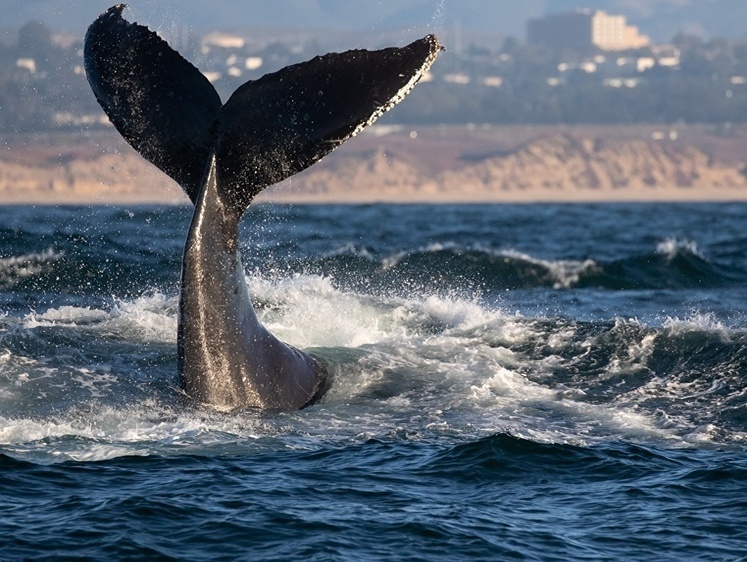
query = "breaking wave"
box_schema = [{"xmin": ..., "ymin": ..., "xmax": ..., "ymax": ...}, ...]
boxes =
[{"xmin": 297, "ymin": 237, "xmax": 739, "ymax": 294}]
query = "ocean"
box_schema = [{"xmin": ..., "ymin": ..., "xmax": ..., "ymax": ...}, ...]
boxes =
[{"xmin": 0, "ymin": 202, "xmax": 745, "ymax": 560}]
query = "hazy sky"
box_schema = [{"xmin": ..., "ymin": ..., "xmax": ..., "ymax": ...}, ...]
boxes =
[{"xmin": 2, "ymin": 0, "xmax": 745, "ymax": 42}]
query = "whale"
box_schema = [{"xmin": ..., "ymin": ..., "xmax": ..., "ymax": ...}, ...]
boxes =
[{"xmin": 83, "ymin": 5, "xmax": 442, "ymax": 410}]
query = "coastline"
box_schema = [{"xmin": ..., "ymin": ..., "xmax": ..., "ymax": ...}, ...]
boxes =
[{"xmin": 2, "ymin": 124, "xmax": 747, "ymax": 205}]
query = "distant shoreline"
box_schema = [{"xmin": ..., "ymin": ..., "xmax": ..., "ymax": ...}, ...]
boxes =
[{"xmin": 2, "ymin": 124, "xmax": 747, "ymax": 205}]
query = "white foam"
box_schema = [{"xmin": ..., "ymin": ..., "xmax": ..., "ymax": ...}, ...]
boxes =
[
  {"xmin": 242, "ymin": 277, "xmax": 683, "ymax": 445},
  {"xmin": 24, "ymin": 306, "xmax": 109, "ymax": 328},
  {"xmin": 2, "ymin": 272, "xmax": 737, "ymax": 462},
  {"xmin": 663, "ymin": 312, "xmax": 731, "ymax": 337},
  {"xmin": 377, "ymin": 242, "xmax": 601, "ymax": 290},
  {"xmin": 605, "ymin": 318, "xmax": 657, "ymax": 376},
  {"xmin": 20, "ymin": 292, "xmax": 177, "ymax": 342},
  {"xmin": 381, "ymin": 241, "xmax": 459, "ymax": 269},
  {"xmin": 108, "ymin": 292, "xmax": 178, "ymax": 342},
  {"xmin": 656, "ymin": 237, "xmax": 705, "ymax": 260},
  {"xmin": 0, "ymin": 248, "xmax": 63, "ymax": 286},
  {"xmin": 0, "ymin": 400, "xmax": 271, "ymax": 462},
  {"xmin": 397, "ymin": 294, "xmax": 494, "ymax": 332},
  {"xmin": 324, "ymin": 243, "xmax": 374, "ymax": 260},
  {"xmin": 249, "ymin": 274, "xmax": 392, "ymax": 348},
  {"xmin": 500, "ymin": 249, "xmax": 601, "ymax": 289}
]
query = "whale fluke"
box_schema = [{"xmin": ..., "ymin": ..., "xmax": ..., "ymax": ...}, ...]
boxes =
[
  {"xmin": 84, "ymin": 4, "xmax": 441, "ymax": 409},
  {"xmin": 85, "ymin": 4, "xmax": 442, "ymax": 210},
  {"xmin": 84, "ymin": 4, "xmax": 221, "ymax": 202}
]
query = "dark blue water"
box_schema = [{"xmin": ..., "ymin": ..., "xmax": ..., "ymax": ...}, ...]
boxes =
[{"xmin": 1, "ymin": 203, "xmax": 746, "ymax": 560}]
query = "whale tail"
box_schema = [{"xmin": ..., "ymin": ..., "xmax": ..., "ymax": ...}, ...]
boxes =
[
  {"xmin": 84, "ymin": 4, "xmax": 442, "ymax": 212},
  {"xmin": 85, "ymin": 5, "xmax": 441, "ymax": 409}
]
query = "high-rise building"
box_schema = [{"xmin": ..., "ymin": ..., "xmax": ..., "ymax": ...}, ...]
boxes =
[{"xmin": 527, "ymin": 9, "xmax": 650, "ymax": 52}]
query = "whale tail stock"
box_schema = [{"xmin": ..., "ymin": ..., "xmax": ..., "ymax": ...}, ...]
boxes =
[
  {"xmin": 84, "ymin": 4, "xmax": 442, "ymax": 213},
  {"xmin": 84, "ymin": 4, "xmax": 441, "ymax": 409}
]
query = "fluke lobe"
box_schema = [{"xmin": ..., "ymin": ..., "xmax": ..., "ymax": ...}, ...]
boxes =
[{"xmin": 84, "ymin": 4, "xmax": 441, "ymax": 410}]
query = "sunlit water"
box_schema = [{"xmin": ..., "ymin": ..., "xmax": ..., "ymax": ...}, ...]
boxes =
[{"xmin": 1, "ymin": 203, "xmax": 745, "ymax": 560}]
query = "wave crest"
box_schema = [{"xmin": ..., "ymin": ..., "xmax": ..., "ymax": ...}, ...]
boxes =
[{"xmin": 0, "ymin": 249, "xmax": 63, "ymax": 288}]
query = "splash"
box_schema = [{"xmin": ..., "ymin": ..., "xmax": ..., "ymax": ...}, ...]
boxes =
[
  {"xmin": 656, "ymin": 237, "xmax": 706, "ymax": 260},
  {"xmin": 429, "ymin": 0, "xmax": 447, "ymax": 33},
  {"xmin": 2, "ymin": 264, "xmax": 746, "ymax": 463}
]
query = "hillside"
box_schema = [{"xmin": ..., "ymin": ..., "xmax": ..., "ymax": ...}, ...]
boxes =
[
  {"xmin": 267, "ymin": 132, "xmax": 747, "ymax": 202},
  {"xmin": 2, "ymin": 126, "xmax": 747, "ymax": 204}
]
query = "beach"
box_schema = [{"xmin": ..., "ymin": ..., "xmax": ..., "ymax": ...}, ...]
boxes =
[{"xmin": 1, "ymin": 124, "xmax": 747, "ymax": 205}]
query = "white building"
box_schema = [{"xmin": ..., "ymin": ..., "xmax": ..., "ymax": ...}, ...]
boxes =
[{"xmin": 528, "ymin": 10, "xmax": 650, "ymax": 52}]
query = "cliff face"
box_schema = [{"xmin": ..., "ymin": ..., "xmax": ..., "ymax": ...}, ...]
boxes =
[
  {"xmin": 440, "ymin": 135, "xmax": 746, "ymax": 197},
  {"xmin": 273, "ymin": 133, "xmax": 747, "ymax": 202},
  {"xmin": 2, "ymin": 131, "xmax": 747, "ymax": 203},
  {"xmin": 0, "ymin": 149, "xmax": 186, "ymax": 204}
]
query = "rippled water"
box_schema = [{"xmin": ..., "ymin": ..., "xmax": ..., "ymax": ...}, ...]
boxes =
[{"xmin": 1, "ymin": 203, "xmax": 745, "ymax": 560}]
